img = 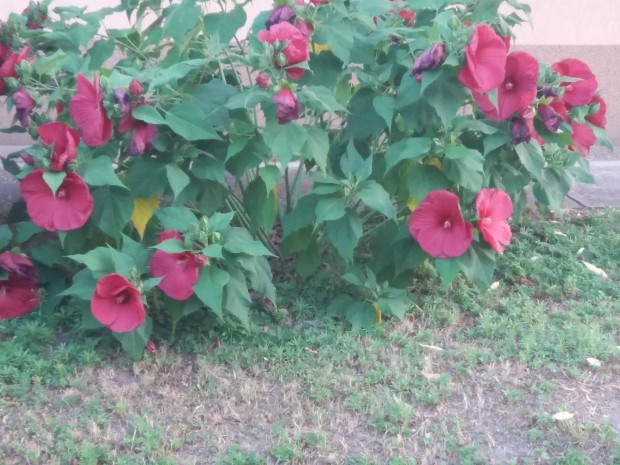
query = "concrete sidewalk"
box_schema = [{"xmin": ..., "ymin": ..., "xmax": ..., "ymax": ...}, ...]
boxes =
[{"xmin": 0, "ymin": 144, "xmax": 618, "ymax": 214}]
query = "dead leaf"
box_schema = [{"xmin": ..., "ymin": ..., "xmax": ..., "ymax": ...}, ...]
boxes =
[
  {"xmin": 552, "ymin": 411, "xmax": 574, "ymax": 421},
  {"xmin": 582, "ymin": 261, "xmax": 609, "ymax": 279}
]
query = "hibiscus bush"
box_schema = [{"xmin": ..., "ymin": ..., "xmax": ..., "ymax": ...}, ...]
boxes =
[{"xmin": 0, "ymin": 0, "xmax": 609, "ymax": 357}]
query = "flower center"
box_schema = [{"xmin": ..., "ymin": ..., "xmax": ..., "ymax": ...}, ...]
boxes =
[
  {"xmin": 565, "ymin": 84, "xmax": 573, "ymax": 92},
  {"xmin": 481, "ymin": 217, "xmax": 492, "ymax": 226},
  {"xmin": 443, "ymin": 219, "xmax": 452, "ymax": 229},
  {"xmin": 176, "ymin": 256, "xmax": 189, "ymax": 269},
  {"xmin": 504, "ymin": 80, "xmax": 515, "ymax": 91},
  {"xmin": 116, "ymin": 290, "xmax": 130, "ymax": 304},
  {"xmin": 56, "ymin": 187, "xmax": 67, "ymax": 199}
]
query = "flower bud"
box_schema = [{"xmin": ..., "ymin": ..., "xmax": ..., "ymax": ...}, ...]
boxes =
[
  {"xmin": 19, "ymin": 153, "xmax": 34, "ymax": 165},
  {"xmin": 265, "ymin": 5, "xmax": 295, "ymax": 30},
  {"xmin": 273, "ymin": 87, "xmax": 300, "ymax": 124},
  {"xmin": 276, "ymin": 52, "xmax": 288, "ymax": 68},
  {"xmin": 12, "ymin": 87, "xmax": 36, "ymax": 127},
  {"xmin": 410, "ymin": 43, "xmax": 445, "ymax": 81},
  {"xmin": 129, "ymin": 79, "xmax": 144, "ymax": 96},
  {"xmin": 537, "ymin": 103, "xmax": 564, "ymax": 132},
  {"xmin": 510, "ymin": 117, "xmax": 531, "ymax": 145},
  {"xmin": 255, "ymin": 73, "xmax": 270, "ymax": 89}
]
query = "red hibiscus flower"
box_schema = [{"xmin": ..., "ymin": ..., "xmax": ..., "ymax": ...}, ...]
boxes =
[
  {"xmin": 118, "ymin": 106, "xmax": 158, "ymax": 156},
  {"xmin": 310, "ymin": 0, "xmax": 329, "ymax": 4},
  {"xmin": 475, "ymin": 188, "xmax": 513, "ymax": 253},
  {"xmin": 69, "ymin": 74, "xmax": 113, "ymax": 147},
  {"xmin": 38, "ymin": 122, "xmax": 80, "ymax": 171},
  {"xmin": 568, "ymin": 121, "xmax": 596, "ymax": 157},
  {"xmin": 0, "ymin": 252, "xmax": 40, "ymax": 319},
  {"xmin": 294, "ymin": 19, "xmax": 313, "ymax": 39},
  {"xmin": 472, "ymin": 52, "xmax": 539, "ymax": 121},
  {"xmin": 258, "ymin": 22, "xmax": 309, "ymax": 80},
  {"xmin": 0, "ymin": 46, "xmax": 29, "ymax": 95},
  {"xmin": 585, "ymin": 95, "xmax": 606, "ymax": 129},
  {"xmin": 273, "ymin": 87, "xmax": 300, "ymax": 124},
  {"xmin": 551, "ymin": 58, "xmax": 598, "ymax": 107},
  {"xmin": 91, "ymin": 274, "xmax": 145, "ymax": 332},
  {"xmin": 458, "ymin": 24, "xmax": 508, "ymax": 94},
  {"xmin": 12, "ymin": 87, "xmax": 36, "ymax": 127},
  {"xmin": 410, "ymin": 42, "xmax": 445, "ymax": 81},
  {"xmin": 408, "ymin": 190, "xmax": 473, "ymax": 258},
  {"xmin": 150, "ymin": 230, "xmax": 207, "ymax": 301},
  {"xmin": 20, "ymin": 169, "xmax": 94, "ymax": 232}
]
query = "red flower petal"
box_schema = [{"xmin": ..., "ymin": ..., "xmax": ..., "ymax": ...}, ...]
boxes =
[
  {"xmin": 0, "ymin": 252, "xmax": 38, "ymax": 282},
  {"xmin": 0, "ymin": 276, "xmax": 40, "ymax": 319},
  {"xmin": 20, "ymin": 169, "xmax": 94, "ymax": 231},
  {"xmin": 69, "ymin": 74, "xmax": 113, "ymax": 147},
  {"xmin": 91, "ymin": 274, "xmax": 145, "ymax": 332},
  {"xmin": 409, "ymin": 190, "xmax": 473, "ymax": 258},
  {"xmin": 585, "ymin": 95, "xmax": 606, "ymax": 129},
  {"xmin": 552, "ymin": 59, "xmax": 598, "ymax": 107},
  {"xmin": 569, "ymin": 121, "xmax": 596, "ymax": 157},
  {"xmin": 38, "ymin": 122, "xmax": 80, "ymax": 171},
  {"xmin": 458, "ymin": 24, "xmax": 507, "ymax": 93},
  {"xmin": 150, "ymin": 250, "xmax": 202, "ymax": 301},
  {"xmin": 476, "ymin": 189, "xmax": 513, "ymax": 253}
]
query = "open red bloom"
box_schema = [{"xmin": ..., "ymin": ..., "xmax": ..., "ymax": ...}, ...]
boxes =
[
  {"xmin": 472, "ymin": 52, "xmax": 539, "ymax": 121},
  {"xmin": 273, "ymin": 87, "xmax": 300, "ymax": 124},
  {"xmin": 258, "ymin": 22, "xmax": 309, "ymax": 80},
  {"xmin": 20, "ymin": 169, "xmax": 94, "ymax": 232},
  {"xmin": 586, "ymin": 95, "xmax": 606, "ymax": 129},
  {"xmin": 0, "ymin": 46, "xmax": 29, "ymax": 95},
  {"xmin": 0, "ymin": 252, "xmax": 40, "ymax": 319},
  {"xmin": 150, "ymin": 230, "xmax": 207, "ymax": 301},
  {"xmin": 91, "ymin": 274, "xmax": 145, "ymax": 332},
  {"xmin": 552, "ymin": 59, "xmax": 598, "ymax": 107},
  {"xmin": 69, "ymin": 74, "xmax": 113, "ymax": 147},
  {"xmin": 38, "ymin": 122, "xmax": 80, "ymax": 171},
  {"xmin": 475, "ymin": 188, "xmax": 513, "ymax": 253},
  {"xmin": 569, "ymin": 121, "xmax": 596, "ymax": 157},
  {"xmin": 409, "ymin": 190, "xmax": 473, "ymax": 258},
  {"xmin": 458, "ymin": 24, "xmax": 508, "ymax": 94}
]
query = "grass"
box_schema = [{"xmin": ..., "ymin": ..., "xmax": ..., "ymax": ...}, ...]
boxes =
[{"xmin": 1, "ymin": 208, "xmax": 619, "ymax": 464}]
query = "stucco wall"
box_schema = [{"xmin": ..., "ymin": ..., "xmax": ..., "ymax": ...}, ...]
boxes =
[{"xmin": 1, "ymin": 0, "xmax": 619, "ymax": 46}]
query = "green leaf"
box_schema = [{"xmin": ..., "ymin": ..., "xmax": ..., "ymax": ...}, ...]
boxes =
[
  {"xmin": 125, "ymin": 158, "xmax": 167, "ymax": 197},
  {"xmin": 424, "ymin": 71, "xmax": 468, "ymax": 127},
  {"xmin": 435, "ymin": 258, "xmax": 461, "ymax": 290},
  {"xmin": 377, "ymin": 288, "xmax": 411, "ymax": 320},
  {"xmin": 243, "ymin": 178, "xmax": 277, "ymax": 233},
  {"xmin": 165, "ymin": 101, "xmax": 221, "ymax": 141},
  {"xmin": 223, "ymin": 228, "xmax": 274, "ymax": 256},
  {"xmin": 385, "ymin": 137, "xmax": 432, "ymax": 171},
  {"xmin": 91, "ymin": 187, "xmax": 134, "ymax": 239},
  {"xmin": 515, "ymin": 141, "xmax": 545, "ymax": 181},
  {"xmin": 68, "ymin": 246, "xmax": 135, "ymax": 280},
  {"xmin": 456, "ymin": 243, "xmax": 496, "ymax": 288},
  {"xmin": 79, "ymin": 155, "xmax": 126, "ymax": 188},
  {"xmin": 132, "ymin": 105, "xmax": 167, "ymax": 125},
  {"xmin": 166, "ymin": 164, "xmax": 190, "ymax": 199},
  {"xmin": 87, "ymin": 39, "xmax": 116, "ymax": 70},
  {"xmin": 223, "ymin": 267, "xmax": 251, "ymax": 328},
  {"xmin": 282, "ymin": 195, "xmax": 317, "ymax": 236},
  {"xmin": 356, "ymin": 180, "xmax": 396, "ymax": 220},
  {"xmin": 194, "ymin": 266, "xmax": 230, "ymax": 318},
  {"xmin": 297, "ymin": 86, "xmax": 346, "ymax": 112},
  {"xmin": 315, "ymin": 196, "xmax": 347, "ymax": 223},
  {"xmin": 43, "ymin": 171, "xmax": 66, "ymax": 196},
  {"xmin": 0, "ymin": 225, "xmax": 12, "ymax": 250},
  {"xmin": 327, "ymin": 294, "xmax": 355, "ymax": 318},
  {"xmin": 34, "ymin": 50, "xmax": 68, "ymax": 75},
  {"xmin": 209, "ymin": 212, "xmax": 235, "ymax": 232},
  {"xmin": 443, "ymin": 149, "xmax": 485, "ymax": 192},
  {"xmin": 113, "ymin": 318, "xmax": 152, "ymax": 361},
  {"xmin": 325, "ymin": 209, "xmax": 363, "ymax": 262},
  {"xmin": 301, "ymin": 126, "xmax": 329, "ymax": 171},
  {"xmin": 406, "ymin": 164, "xmax": 451, "ymax": 202},
  {"xmin": 315, "ymin": 21, "xmax": 355, "ymax": 63},
  {"xmin": 259, "ymin": 165, "xmax": 281, "ymax": 192},
  {"xmin": 155, "ymin": 207, "xmax": 197, "ymax": 232},
  {"xmin": 203, "ymin": 6, "xmax": 247, "ymax": 45},
  {"xmin": 343, "ymin": 88, "xmax": 387, "ymax": 140},
  {"xmin": 373, "ymin": 95, "xmax": 395, "ymax": 131},
  {"xmin": 154, "ymin": 239, "xmax": 187, "ymax": 253},
  {"xmin": 263, "ymin": 121, "xmax": 307, "ymax": 166},
  {"xmin": 121, "ymin": 234, "xmax": 149, "ymax": 272},
  {"xmin": 346, "ymin": 302, "xmax": 376, "ymax": 330},
  {"xmin": 59, "ymin": 268, "xmax": 97, "ymax": 300},
  {"xmin": 341, "ymin": 142, "xmax": 372, "ymax": 181},
  {"xmin": 163, "ymin": 0, "xmax": 201, "ymax": 45}
]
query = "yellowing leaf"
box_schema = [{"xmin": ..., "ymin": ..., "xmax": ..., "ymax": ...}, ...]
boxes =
[
  {"xmin": 425, "ymin": 157, "xmax": 443, "ymax": 171},
  {"xmin": 312, "ymin": 43, "xmax": 330, "ymax": 54},
  {"xmin": 372, "ymin": 301, "xmax": 382, "ymax": 323},
  {"xmin": 131, "ymin": 197, "xmax": 160, "ymax": 239},
  {"xmin": 407, "ymin": 197, "xmax": 419, "ymax": 212}
]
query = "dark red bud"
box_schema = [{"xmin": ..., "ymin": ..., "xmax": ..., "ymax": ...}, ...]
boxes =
[{"xmin": 511, "ymin": 117, "xmax": 531, "ymax": 145}]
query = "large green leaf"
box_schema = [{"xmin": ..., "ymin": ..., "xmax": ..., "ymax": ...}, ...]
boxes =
[
  {"xmin": 113, "ymin": 318, "xmax": 153, "ymax": 361},
  {"xmin": 68, "ymin": 246, "xmax": 135, "ymax": 280},
  {"xmin": 223, "ymin": 267, "xmax": 251, "ymax": 328},
  {"xmin": 166, "ymin": 164, "xmax": 190, "ymax": 199},
  {"xmin": 91, "ymin": 187, "xmax": 134, "ymax": 239},
  {"xmin": 424, "ymin": 71, "xmax": 468, "ymax": 127},
  {"xmin": 165, "ymin": 101, "xmax": 221, "ymax": 141},
  {"xmin": 203, "ymin": 6, "xmax": 246, "ymax": 45},
  {"xmin": 79, "ymin": 155, "xmax": 126, "ymax": 188},
  {"xmin": 356, "ymin": 180, "xmax": 396, "ymax": 220},
  {"xmin": 515, "ymin": 141, "xmax": 545, "ymax": 181},
  {"xmin": 406, "ymin": 164, "xmax": 451, "ymax": 201},
  {"xmin": 263, "ymin": 121, "xmax": 307, "ymax": 166},
  {"xmin": 443, "ymin": 148, "xmax": 485, "ymax": 192},
  {"xmin": 301, "ymin": 125, "xmax": 329, "ymax": 171},
  {"xmin": 456, "ymin": 243, "xmax": 496, "ymax": 288},
  {"xmin": 163, "ymin": 0, "xmax": 201, "ymax": 45},
  {"xmin": 194, "ymin": 266, "xmax": 230, "ymax": 318},
  {"xmin": 325, "ymin": 209, "xmax": 363, "ymax": 262},
  {"xmin": 385, "ymin": 137, "xmax": 432, "ymax": 171},
  {"xmin": 155, "ymin": 207, "xmax": 197, "ymax": 232}
]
